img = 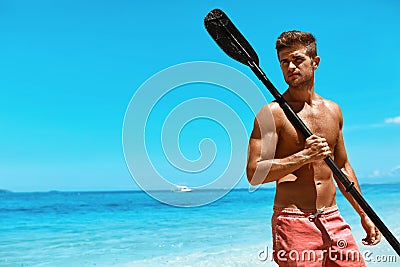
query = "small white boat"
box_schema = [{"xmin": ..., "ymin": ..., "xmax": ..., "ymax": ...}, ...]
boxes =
[{"xmin": 174, "ymin": 185, "xmax": 192, "ymax": 192}]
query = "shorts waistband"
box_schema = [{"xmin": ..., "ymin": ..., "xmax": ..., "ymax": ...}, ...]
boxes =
[{"xmin": 273, "ymin": 205, "xmax": 338, "ymax": 218}]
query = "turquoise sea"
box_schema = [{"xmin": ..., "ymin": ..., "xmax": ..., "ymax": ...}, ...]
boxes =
[{"xmin": 1, "ymin": 184, "xmax": 400, "ymax": 266}]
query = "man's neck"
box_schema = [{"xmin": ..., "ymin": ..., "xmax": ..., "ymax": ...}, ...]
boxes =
[{"xmin": 285, "ymin": 83, "xmax": 315, "ymax": 104}]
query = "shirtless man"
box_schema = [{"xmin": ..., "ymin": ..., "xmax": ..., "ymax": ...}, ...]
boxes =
[{"xmin": 247, "ymin": 31, "xmax": 381, "ymax": 266}]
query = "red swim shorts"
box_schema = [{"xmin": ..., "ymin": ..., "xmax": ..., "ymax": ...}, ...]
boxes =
[{"xmin": 271, "ymin": 205, "xmax": 365, "ymax": 267}]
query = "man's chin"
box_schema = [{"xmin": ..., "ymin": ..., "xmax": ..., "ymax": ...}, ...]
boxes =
[
  {"xmin": 286, "ymin": 77, "xmax": 310, "ymax": 88},
  {"xmin": 286, "ymin": 80, "xmax": 301, "ymax": 87},
  {"xmin": 285, "ymin": 77, "xmax": 300, "ymax": 85}
]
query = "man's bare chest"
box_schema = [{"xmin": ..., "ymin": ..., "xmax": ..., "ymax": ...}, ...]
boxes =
[{"xmin": 277, "ymin": 106, "xmax": 340, "ymax": 154}]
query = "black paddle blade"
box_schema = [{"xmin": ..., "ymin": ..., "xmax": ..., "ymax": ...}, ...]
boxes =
[{"xmin": 204, "ymin": 9, "xmax": 259, "ymax": 66}]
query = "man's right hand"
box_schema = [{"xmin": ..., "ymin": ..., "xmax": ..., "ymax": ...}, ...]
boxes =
[{"xmin": 303, "ymin": 135, "xmax": 332, "ymax": 162}]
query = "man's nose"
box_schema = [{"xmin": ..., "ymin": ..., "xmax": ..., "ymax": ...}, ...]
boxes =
[{"xmin": 288, "ymin": 61, "xmax": 296, "ymax": 69}]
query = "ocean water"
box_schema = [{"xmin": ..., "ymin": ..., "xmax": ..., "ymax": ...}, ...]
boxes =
[{"xmin": 1, "ymin": 184, "xmax": 400, "ymax": 267}]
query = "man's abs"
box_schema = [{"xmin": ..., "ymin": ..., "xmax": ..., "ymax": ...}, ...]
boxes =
[{"xmin": 273, "ymin": 162, "xmax": 337, "ymax": 210}]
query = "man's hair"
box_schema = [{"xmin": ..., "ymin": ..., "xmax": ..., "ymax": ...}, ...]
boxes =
[{"xmin": 276, "ymin": 30, "xmax": 317, "ymax": 58}]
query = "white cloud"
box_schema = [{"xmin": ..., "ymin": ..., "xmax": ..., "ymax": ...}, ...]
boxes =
[
  {"xmin": 366, "ymin": 165, "xmax": 400, "ymax": 178},
  {"xmin": 372, "ymin": 170, "xmax": 381, "ymax": 177},
  {"xmin": 343, "ymin": 116, "xmax": 400, "ymax": 132},
  {"xmin": 384, "ymin": 116, "xmax": 400, "ymax": 124},
  {"xmin": 390, "ymin": 165, "xmax": 400, "ymax": 175},
  {"xmin": 369, "ymin": 170, "xmax": 381, "ymax": 178}
]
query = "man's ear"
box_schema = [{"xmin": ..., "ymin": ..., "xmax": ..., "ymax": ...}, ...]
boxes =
[{"xmin": 313, "ymin": 56, "xmax": 320, "ymax": 70}]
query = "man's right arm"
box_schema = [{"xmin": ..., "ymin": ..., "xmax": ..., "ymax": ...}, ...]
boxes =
[{"xmin": 246, "ymin": 105, "xmax": 331, "ymax": 185}]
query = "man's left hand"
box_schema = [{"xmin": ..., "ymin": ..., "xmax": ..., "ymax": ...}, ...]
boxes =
[{"xmin": 361, "ymin": 215, "xmax": 381, "ymax": 246}]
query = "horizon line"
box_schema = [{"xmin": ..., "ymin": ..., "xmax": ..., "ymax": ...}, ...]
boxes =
[{"xmin": 2, "ymin": 181, "xmax": 400, "ymax": 194}]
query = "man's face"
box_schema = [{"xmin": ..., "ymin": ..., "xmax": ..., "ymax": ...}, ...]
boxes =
[{"xmin": 278, "ymin": 46, "xmax": 319, "ymax": 88}]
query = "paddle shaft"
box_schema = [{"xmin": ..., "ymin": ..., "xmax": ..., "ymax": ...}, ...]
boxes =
[{"xmin": 248, "ymin": 61, "xmax": 400, "ymax": 256}]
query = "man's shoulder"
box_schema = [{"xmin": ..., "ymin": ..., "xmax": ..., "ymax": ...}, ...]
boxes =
[
  {"xmin": 265, "ymin": 101, "xmax": 285, "ymax": 115},
  {"xmin": 256, "ymin": 102, "xmax": 284, "ymax": 117},
  {"xmin": 314, "ymin": 93, "xmax": 340, "ymax": 110},
  {"xmin": 320, "ymin": 98, "xmax": 341, "ymax": 113},
  {"xmin": 318, "ymin": 97, "xmax": 343, "ymax": 126},
  {"xmin": 256, "ymin": 102, "xmax": 287, "ymax": 131}
]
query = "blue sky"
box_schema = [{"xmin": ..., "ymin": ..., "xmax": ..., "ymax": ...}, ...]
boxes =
[{"xmin": 0, "ymin": 0, "xmax": 399, "ymax": 192}]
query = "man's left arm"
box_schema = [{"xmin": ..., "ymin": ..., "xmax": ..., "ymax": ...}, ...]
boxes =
[{"xmin": 333, "ymin": 106, "xmax": 381, "ymax": 246}]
